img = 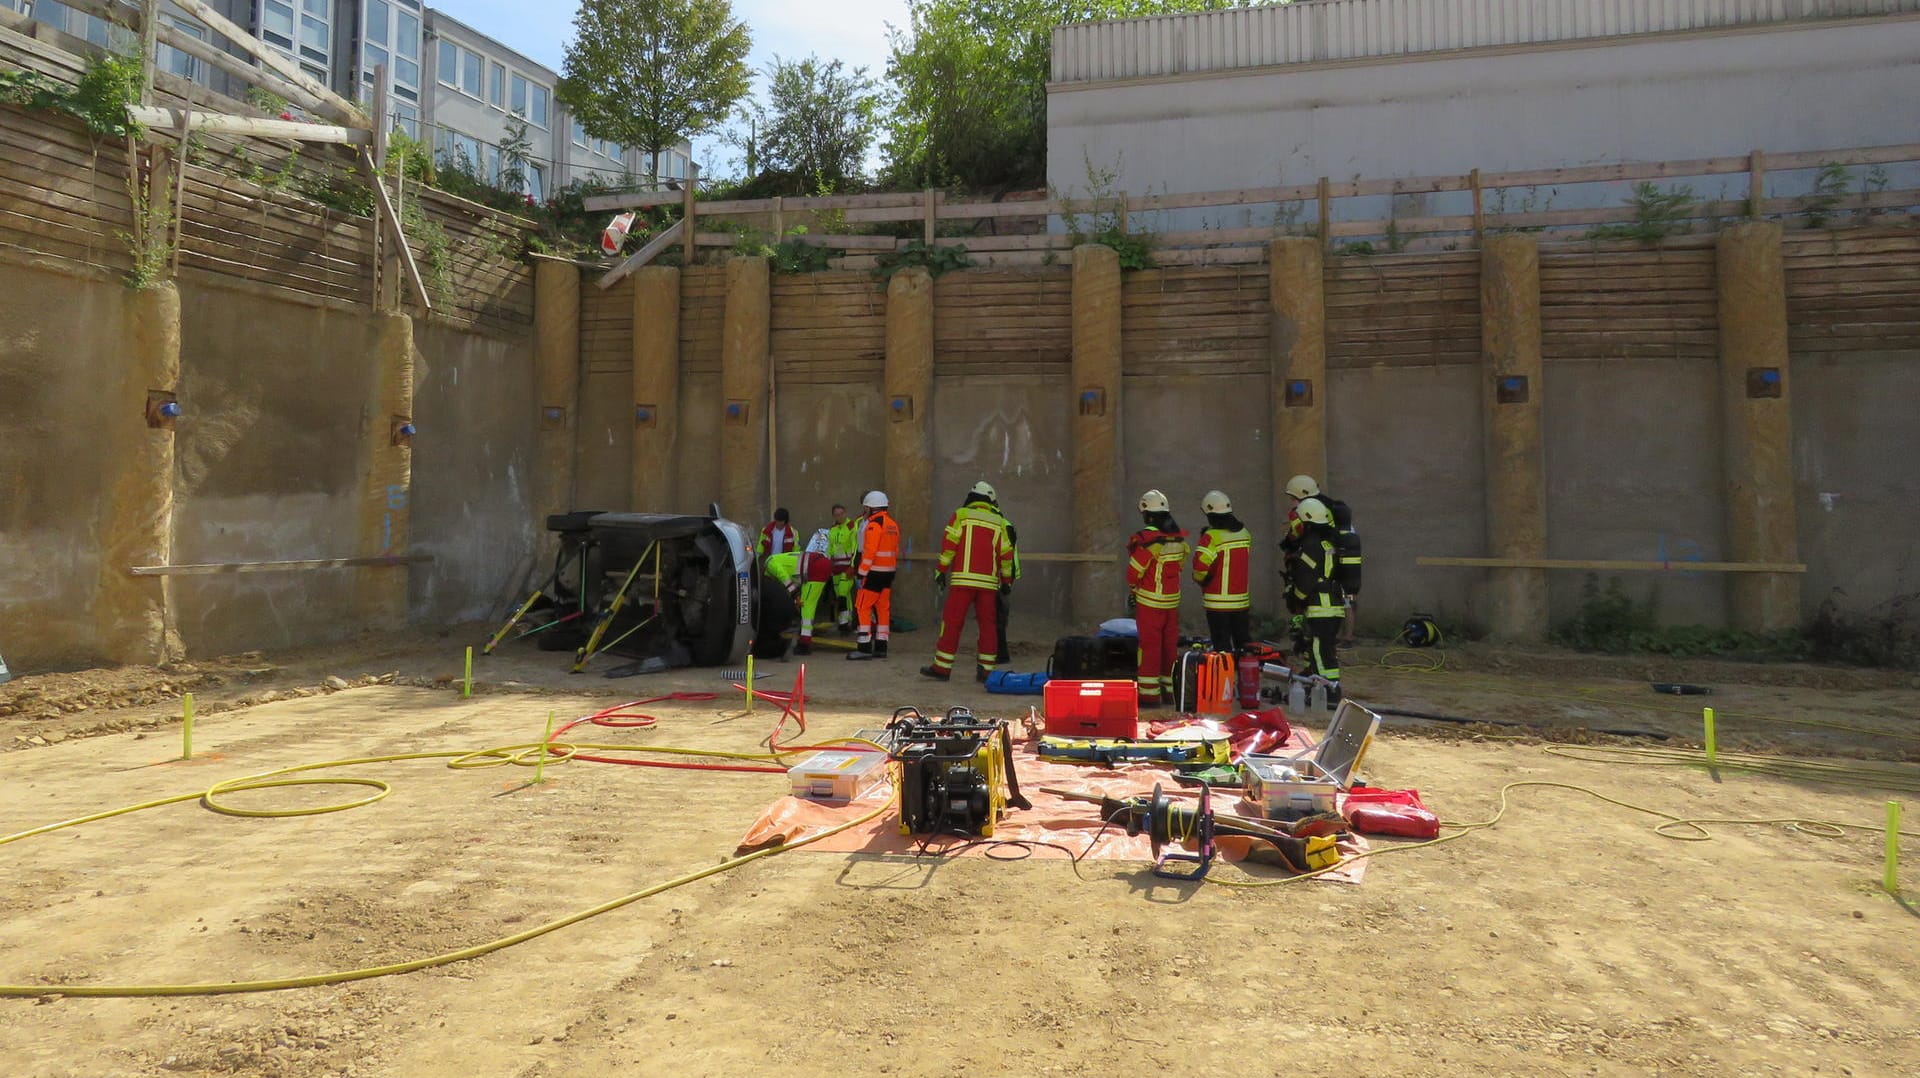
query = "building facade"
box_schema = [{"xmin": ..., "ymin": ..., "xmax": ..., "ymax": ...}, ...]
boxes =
[
  {"xmin": 1048, "ymin": 0, "xmax": 1920, "ymax": 228},
  {"xmin": 10, "ymin": 1, "xmax": 694, "ymax": 202}
]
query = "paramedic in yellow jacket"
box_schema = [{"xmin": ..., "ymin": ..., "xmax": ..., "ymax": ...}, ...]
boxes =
[
  {"xmin": 827, "ymin": 503, "xmax": 859, "ymax": 632},
  {"xmin": 1190, "ymin": 490, "xmax": 1254, "ymax": 654}
]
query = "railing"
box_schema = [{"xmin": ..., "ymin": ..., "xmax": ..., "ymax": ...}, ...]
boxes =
[{"xmin": 584, "ymin": 143, "xmax": 1920, "ymax": 268}]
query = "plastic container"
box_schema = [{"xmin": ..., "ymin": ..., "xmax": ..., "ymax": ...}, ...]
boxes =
[
  {"xmin": 1043, "ymin": 679, "xmax": 1140, "ymax": 740},
  {"xmin": 1236, "ymin": 655, "xmax": 1262, "ymax": 710},
  {"xmin": 786, "ymin": 750, "xmax": 888, "ymax": 801}
]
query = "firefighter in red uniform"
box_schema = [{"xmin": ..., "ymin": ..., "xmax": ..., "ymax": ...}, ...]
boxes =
[
  {"xmin": 847, "ymin": 490, "xmax": 900, "ymax": 660},
  {"xmin": 1126, "ymin": 489, "xmax": 1189, "ymax": 708},
  {"xmin": 922, "ymin": 481, "xmax": 1016, "ymax": 682},
  {"xmin": 1191, "ymin": 490, "xmax": 1254, "ymax": 654}
]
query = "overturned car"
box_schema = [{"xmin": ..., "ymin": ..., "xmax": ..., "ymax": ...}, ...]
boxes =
[{"xmin": 490, "ymin": 508, "xmax": 758, "ymax": 671}]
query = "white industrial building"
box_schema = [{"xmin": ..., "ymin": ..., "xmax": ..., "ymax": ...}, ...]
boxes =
[{"xmin": 1047, "ymin": 0, "xmax": 1920, "ymax": 228}]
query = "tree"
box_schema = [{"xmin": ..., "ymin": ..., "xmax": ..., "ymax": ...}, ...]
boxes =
[
  {"xmin": 883, "ymin": 0, "xmax": 1238, "ymax": 191},
  {"xmin": 557, "ymin": 0, "xmax": 753, "ymax": 182},
  {"xmin": 756, "ymin": 56, "xmax": 881, "ymax": 192}
]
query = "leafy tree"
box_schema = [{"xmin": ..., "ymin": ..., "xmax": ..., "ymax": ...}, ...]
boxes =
[
  {"xmin": 557, "ymin": 0, "xmax": 752, "ymax": 181},
  {"xmin": 755, "ymin": 56, "xmax": 881, "ymax": 192},
  {"xmin": 883, "ymin": 0, "xmax": 1247, "ymax": 190}
]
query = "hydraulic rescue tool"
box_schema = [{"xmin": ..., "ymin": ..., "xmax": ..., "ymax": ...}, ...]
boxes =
[
  {"xmin": 887, "ymin": 707, "xmax": 1031, "ymax": 838},
  {"xmin": 1045, "ymin": 785, "xmax": 1345, "ymax": 876}
]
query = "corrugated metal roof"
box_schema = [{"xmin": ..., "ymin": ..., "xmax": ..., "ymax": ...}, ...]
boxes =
[{"xmin": 1052, "ymin": 0, "xmax": 1920, "ymax": 83}]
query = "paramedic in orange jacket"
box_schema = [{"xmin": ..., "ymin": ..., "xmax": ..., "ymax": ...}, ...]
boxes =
[
  {"xmin": 921, "ymin": 481, "xmax": 1016, "ymax": 682},
  {"xmin": 1126, "ymin": 489, "xmax": 1189, "ymax": 708},
  {"xmin": 847, "ymin": 490, "xmax": 900, "ymax": 660},
  {"xmin": 1191, "ymin": 489, "xmax": 1254, "ymax": 654}
]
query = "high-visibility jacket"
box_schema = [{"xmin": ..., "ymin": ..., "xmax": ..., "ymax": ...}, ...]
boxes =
[
  {"xmin": 937, "ymin": 504, "xmax": 1015, "ymax": 590},
  {"xmin": 858, "ymin": 510, "xmax": 901, "ymax": 576},
  {"xmin": 1289, "ymin": 532, "xmax": 1347, "ymax": 619},
  {"xmin": 768, "ymin": 547, "xmax": 832, "ymax": 587},
  {"xmin": 828, "ymin": 519, "xmax": 859, "ymax": 572},
  {"xmin": 759, "ymin": 522, "xmax": 795, "ymax": 557},
  {"xmin": 1126, "ymin": 527, "xmax": 1189, "ymax": 609},
  {"xmin": 1192, "ymin": 526, "xmax": 1253, "ymax": 610}
]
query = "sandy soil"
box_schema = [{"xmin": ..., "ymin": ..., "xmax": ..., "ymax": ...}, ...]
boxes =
[{"xmin": 3, "ymin": 634, "xmax": 1918, "ymax": 1077}]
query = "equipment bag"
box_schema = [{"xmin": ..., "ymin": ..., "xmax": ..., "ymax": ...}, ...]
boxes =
[
  {"xmin": 1173, "ymin": 649, "xmax": 1237, "ymax": 716},
  {"xmin": 1048, "ymin": 635, "xmax": 1137, "ymax": 679},
  {"xmin": 984, "ymin": 670, "xmax": 1050, "ymax": 695}
]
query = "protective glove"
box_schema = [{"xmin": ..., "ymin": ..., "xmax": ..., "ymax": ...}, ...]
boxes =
[
  {"xmin": 933, "ymin": 570, "xmax": 948, "ymax": 589},
  {"xmin": 1126, "ymin": 594, "xmax": 1138, "ymax": 613},
  {"xmin": 999, "ymin": 583, "xmax": 1012, "ymax": 596}
]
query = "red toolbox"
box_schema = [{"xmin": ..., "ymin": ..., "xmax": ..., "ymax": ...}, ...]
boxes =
[{"xmin": 1043, "ymin": 679, "xmax": 1139, "ymax": 740}]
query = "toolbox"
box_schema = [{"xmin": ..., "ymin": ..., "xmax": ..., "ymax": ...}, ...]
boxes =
[
  {"xmin": 1043, "ymin": 679, "xmax": 1140, "ymax": 740},
  {"xmin": 1242, "ymin": 699, "xmax": 1381, "ymax": 819},
  {"xmin": 786, "ymin": 750, "xmax": 889, "ymax": 801}
]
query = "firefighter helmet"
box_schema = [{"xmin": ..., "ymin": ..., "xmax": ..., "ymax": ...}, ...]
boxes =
[
  {"xmin": 862, "ymin": 490, "xmax": 889, "ymax": 509},
  {"xmin": 969, "ymin": 480, "xmax": 998, "ymax": 502},
  {"xmin": 1201, "ymin": 490, "xmax": 1233, "ymax": 515},
  {"xmin": 1285, "ymin": 474, "xmax": 1320, "ymax": 501},
  {"xmin": 1297, "ymin": 497, "xmax": 1334, "ymax": 526},
  {"xmin": 1138, "ymin": 489, "xmax": 1170, "ymax": 513}
]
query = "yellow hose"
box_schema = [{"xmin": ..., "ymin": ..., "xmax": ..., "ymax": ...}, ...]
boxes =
[{"xmin": 0, "ymin": 740, "xmax": 884, "ymax": 998}]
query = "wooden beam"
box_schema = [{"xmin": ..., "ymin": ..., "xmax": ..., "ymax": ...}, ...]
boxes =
[
  {"xmin": 597, "ymin": 219, "xmax": 683, "ymax": 290},
  {"xmin": 1470, "ymin": 168, "xmax": 1484, "ymax": 245},
  {"xmin": 370, "ymin": 63, "xmax": 390, "ymax": 171},
  {"xmin": 923, "ymin": 188, "xmax": 937, "ymax": 245},
  {"xmin": 1748, "ymin": 150, "xmax": 1765, "ymax": 218},
  {"xmin": 136, "ymin": 0, "xmax": 159, "ymax": 104},
  {"xmin": 130, "ymin": 554, "xmax": 431, "ymax": 576},
  {"xmin": 682, "ymin": 161, "xmax": 698, "ymax": 266},
  {"xmin": 168, "ymin": 99, "xmax": 189, "ymax": 275},
  {"xmin": 1417, "ymin": 556, "xmax": 1806, "ymax": 574},
  {"xmin": 359, "ymin": 148, "xmax": 431, "ymax": 310},
  {"xmin": 165, "ymin": 0, "xmax": 370, "ymax": 129},
  {"xmin": 1317, "ymin": 176, "xmax": 1331, "ymax": 252},
  {"xmin": 786, "ymin": 233, "xmax": 901, "ymax": 250},
  {"xmin": 129, "ymin": 106, "xmax": 370, "ymax": 144}
]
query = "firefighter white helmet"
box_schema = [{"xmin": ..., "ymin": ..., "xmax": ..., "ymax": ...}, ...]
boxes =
[
  {"xmin": 1297, "ymin": 497, "xmax": 1334, "ymax": 526},
  {"xmin": 1202, "ymin": 490, "xmax": 1233, "ymax": 515},
  {"xmin": 1138, "ymin": 489, "xmax": 1170, "ymax": 513},
  {"xmin": 969, "ymin": 480, "xmax": 998, "ymax": 502},
  {"xmin": 1285, "ymin": 474, "xmax": 1321, "ymax": 501},
  {"xmin": 862, "ymin": 490, "xmax": 889, "ymax": 509}
]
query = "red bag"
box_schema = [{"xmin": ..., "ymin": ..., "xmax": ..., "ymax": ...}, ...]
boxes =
[{"xmin": 1345, "ymin": 804, "xmax": 1440, "ymax": 839}]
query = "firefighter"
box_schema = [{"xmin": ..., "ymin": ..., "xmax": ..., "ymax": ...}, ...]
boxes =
[
  {"xmin": 1281, "ymin": 474, "xmax": 1363, "ymax": 647},
  {"xmin": 921, "ymin": 481, "xmax": 1016, "ymax": 682},
  {"xmin": 827, "ymin": 503, "xmax": 859, "ymax": 633},
  {"xmin": 1125, "ymin": 489, "xmax": 1189, "ymax": 708},
  {"xmin": 759, "ymin": 507, "xmax": 796, "ymax": 558},
  {"xmin": 847, "ymin": 490, "xmax": 900, "ymax": 660},
  {"xmin": 963, "ymin": 482, "xmax": 1021, "ymax": 666},
  {"xmin": 1289, "ymin": 497, "xmax": 1346, "ymax": 706},
  {"xmin": 1191, "ymin": 490, "xmax": 1254, "ymax": 654}
]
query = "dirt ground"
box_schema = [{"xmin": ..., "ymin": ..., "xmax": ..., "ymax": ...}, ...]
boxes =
[{"xmin": 3, "ymin": 629, "xmax": 1918, "ymax": 1077}]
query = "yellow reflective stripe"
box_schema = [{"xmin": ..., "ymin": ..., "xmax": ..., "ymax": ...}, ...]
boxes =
[
  {"xmin": 1308, "ymin": 606, "xmax": 1344, "ymax": 618},
  {"xmin": 1134, "ymin": 595, "xmax": 1181, "ymax": 610}
]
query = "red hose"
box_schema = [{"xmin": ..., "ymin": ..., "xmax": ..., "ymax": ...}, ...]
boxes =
[{"xmin": 548, "ymin": 692, "xmax": 788, "ymax": 774}]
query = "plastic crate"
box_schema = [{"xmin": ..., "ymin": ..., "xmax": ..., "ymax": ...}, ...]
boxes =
[{"xmin": 1043, "ymin": 679, "xmax": 1139, "ymax": 740}]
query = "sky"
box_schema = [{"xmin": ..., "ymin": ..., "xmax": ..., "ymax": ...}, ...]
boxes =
[{"xmin": 434, "ymin": 0, "xmax": 911, "ymax": 175}]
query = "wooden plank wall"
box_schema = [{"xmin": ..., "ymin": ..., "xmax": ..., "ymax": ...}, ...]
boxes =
[
  {"xmin": 0, "ymin": 103, "xmax": 134, "ymax": 274},
  {"xmin": 581, "ymin": 275, "xmax": 632, "ymax": 377},
  {"xmin": 1540, "ymin": 247, "xmax": 1718, "ymax": 361},
  {"xmin": 933, "ymin": 268, "xmax": 1072, "ymax": 377},
  {"xmin": 176, "ymin": 162, "xmax": 372, "ymax": 304},
  {"xmin": 679, "ymin": 265, "xmax": 727, "ymax": 376},
  {"xmin": 770, "ymin": 271, "xmax": 885, "ymax": 384},
  {"xmin": 1122, "ymin": 265, "xmax": 1271, "ymax": 377},
  {"xmin": 1784, "ymin": 226, "xmax": 1920, "ymax": 354},
  {"xmin": 410, "ymin": 190, "xmax": 534, "ymax": 336},
  {"xmin": 1325, "ymin": 251, "xmax": 1481, "ymax": 367}
]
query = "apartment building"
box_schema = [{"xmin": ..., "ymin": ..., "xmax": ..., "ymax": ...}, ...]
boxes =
[{"xmin": 9, "ymin": 1, "xmax": 695, "ymax": 202}]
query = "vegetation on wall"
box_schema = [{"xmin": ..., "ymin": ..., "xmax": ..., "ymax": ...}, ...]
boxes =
[{"xmin": 1585, "ymin": 182, "xmax": 1696, "ymax": 245}]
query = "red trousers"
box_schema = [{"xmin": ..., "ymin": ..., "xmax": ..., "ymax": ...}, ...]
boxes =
[
  {"xmin": 1134, "ymin": 604, "xmax": 1180, "ymax": 703},
  {"xmin": 932, "ymin": 584, "xmax": 1000, "ymax": 672}
]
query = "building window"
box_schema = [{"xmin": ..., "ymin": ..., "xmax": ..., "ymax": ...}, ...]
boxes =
[
  {"xmin": 461, "ymin": 49, "xmax": 481, "ymax": 97},
  {"xmin": 392, "ymin": 102, "xmax": 418, "ymax": 140},
  {"xmin": 488, "ymin": 61, "xmax": 504, "ymax": 108},
  {"xmin": 511, "ymin": 74, "xmax": 550, "ymax": 129},
  {"xmin": 360, "ymin": 0, "xmax": 421, "ymax": 108},
  {"xmin": 258, "ymin": 0, "xmax": 328, "ymax": 68},
  {"xmin": 526, "ymin": 163, "xmax": 546, "ymax": 203},
  {"xmin": 571, "ymin": 118, "xmax": 588, "ymax": 149},
  {"xmin": 437, "ymin": 39, "xmax": 457, "ymax": 88},
  {"xmin": 157, "ymin": 16, "xmax": 208, "ymax": 85}
]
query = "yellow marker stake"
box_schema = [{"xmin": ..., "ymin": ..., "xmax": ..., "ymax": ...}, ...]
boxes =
[
  {"xmin": 1888, "ymin": 801, "xmax": 1902, "ymax": 896},
  {"xmin": 535, "ymin": 710, "xmax": 554, "ymax": 784},
  {"xmin": 1702, "ymin": 706, "xmax": 1717, "ymax": 764},
  {"xmin": 746, "ymin": 654, "xmax": 755, "ymax": 713},
  {"xmin": 180, "ymin": 692, "xmax": 194, "ymax": 760},
  {"xmin": 463, "ymin": 646, "xmax": 473, "ymax": 699}
]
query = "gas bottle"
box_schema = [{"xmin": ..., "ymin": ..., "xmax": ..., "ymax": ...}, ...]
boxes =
[{"xmin": 1236, "ymin": 655, "xmax": 1261, "ymax": 710}]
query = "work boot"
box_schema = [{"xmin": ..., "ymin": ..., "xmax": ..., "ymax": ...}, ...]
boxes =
[
  {"xmin": 837, "ymin": 620, "xmax": 853, "ymax": 636},
  {"xmin": 847, "ymin": 641, "xmax": 874, "ymax": 661},
  {"xmin": 1325, "ymin": 682, "xmax": 1343, "ymax": 711},
  {"xmin": 975, "ymin": 666, "xmax": 992, "ymax": 683},
  {"xmin": 874, "ymin": 640, "xmax": 889, "ymax": 659},
  {"xmin": 794, "ymin": 639, "xmax": 812, "ymax": 656},
  {"xmin": 920, "ymin": 665, "xmax": 951, "ymax": 681}
]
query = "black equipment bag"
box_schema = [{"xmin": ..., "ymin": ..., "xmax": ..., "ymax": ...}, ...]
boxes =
[{"xmin": 1048, "ymin": 635, "xmax": 1137, "ymax": 679}]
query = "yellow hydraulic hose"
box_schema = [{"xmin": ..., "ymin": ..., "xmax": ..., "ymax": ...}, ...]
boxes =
[{"xmin": 0, "ymin": 739, "xmax": 884, "ymax": 998}]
